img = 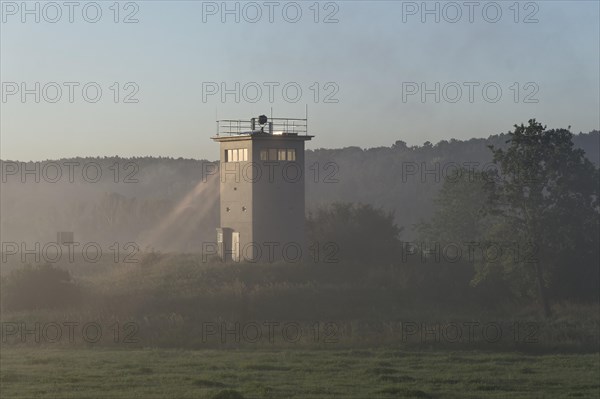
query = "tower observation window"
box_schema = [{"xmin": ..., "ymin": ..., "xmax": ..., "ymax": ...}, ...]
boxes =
[
  {"xmin": 225, "ymin": 148, "xmax": 248, "ymax": 162},
  {"xmin": 259, "ymin": 148, "xmax": 297, "ymax": 161}
]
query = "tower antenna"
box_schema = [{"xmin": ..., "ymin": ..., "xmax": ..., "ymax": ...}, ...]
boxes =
[{"xmin": 305, "ymin": 104, "xmax": 308, "ymax": 135}]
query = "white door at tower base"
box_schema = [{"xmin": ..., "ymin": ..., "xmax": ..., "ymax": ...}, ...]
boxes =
[{"xmin": 232, "ymin": 232, "xmax": 240, "ymax": 262}]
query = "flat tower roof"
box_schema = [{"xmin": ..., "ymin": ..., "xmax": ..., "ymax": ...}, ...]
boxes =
[
  {"xmin": 212, "ymin": 132, "xmax": 314, "ymax": 142},
  {"xmin": 213, "ymin": 116, "xmax": 312, "ymax": 139}
]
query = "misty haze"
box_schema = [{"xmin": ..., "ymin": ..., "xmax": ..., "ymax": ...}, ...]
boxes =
[{"xmin": 1, "ymin": 2, "xmax": 599, "ymax": 399}]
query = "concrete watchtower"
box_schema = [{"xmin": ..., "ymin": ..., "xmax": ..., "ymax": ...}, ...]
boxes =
[{"xmin": 212, "ymin": 115, "xmax": 313, "ymax": 262}]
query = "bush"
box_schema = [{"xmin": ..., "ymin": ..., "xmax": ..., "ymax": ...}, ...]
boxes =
[
  {"xmin": 307, "ymin": 202, "xmax": 402, "ymax": 265},
  {"xmin": 1, "ymin": 263, "xmax": 81, "ymax": 311}
]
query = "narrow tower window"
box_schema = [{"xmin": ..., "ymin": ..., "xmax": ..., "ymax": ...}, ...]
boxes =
[
  {"xmin": 287, "ymin": 149, "xmax": 296, "ymax": 161},
  {"xmin": 278, "ymin": 149, "xmax": 287, "ymax": 161}
]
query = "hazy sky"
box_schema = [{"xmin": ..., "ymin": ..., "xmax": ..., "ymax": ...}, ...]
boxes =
[{"xmin": 1, "ymin": 0, "xmax": 599, "ymax": 161}]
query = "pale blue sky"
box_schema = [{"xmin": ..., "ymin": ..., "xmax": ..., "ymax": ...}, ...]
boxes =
[{"xmin": 1, "ymin": 1, "xmax": 599, "ymax": 161}]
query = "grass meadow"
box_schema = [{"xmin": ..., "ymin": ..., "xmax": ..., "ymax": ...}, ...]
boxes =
[
  {"xmin": 1, "ymin": 347, "xmax": 599, "ymax": 399},
  {"xmin": 1, "ymin": 254, "xmax": 599, "ymax": 398}
]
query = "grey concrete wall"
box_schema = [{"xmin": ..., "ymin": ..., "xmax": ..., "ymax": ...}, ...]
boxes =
[
  {"xmin": 214, "ymin": 134, "xmax": 311, "ymax": 263},
  {"xmin": 218, "ymin": 138, "xmax": 254, "ymax": 259},
  {"xmin": 251, "ymin": 137, "xmax": 307, "ymax": 262}
]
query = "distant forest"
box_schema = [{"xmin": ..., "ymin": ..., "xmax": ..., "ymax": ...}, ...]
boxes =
[{"xmin": 1, "ymin": 130, "xmax": 598, "ymax": 252}]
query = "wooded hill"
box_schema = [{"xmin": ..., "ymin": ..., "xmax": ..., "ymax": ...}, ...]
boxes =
[{"xmin": 1, "ymin": 131, "xmax": 597, "ymax": 252}]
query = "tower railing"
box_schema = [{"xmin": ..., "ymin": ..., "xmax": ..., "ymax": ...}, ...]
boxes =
[{"xmin": 216, "ymin": 117, "xmax": 308, "ymax": 136}]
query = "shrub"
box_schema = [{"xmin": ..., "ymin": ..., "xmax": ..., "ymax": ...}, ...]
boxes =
[{"xmin": 1, "ymin": 263, "xmax": 81, "ymax": 311}]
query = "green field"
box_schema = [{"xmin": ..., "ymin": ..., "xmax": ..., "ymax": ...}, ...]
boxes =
[{"xmin": 1, "ymin": 348, "xmax": 598, "ymax": 399}]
